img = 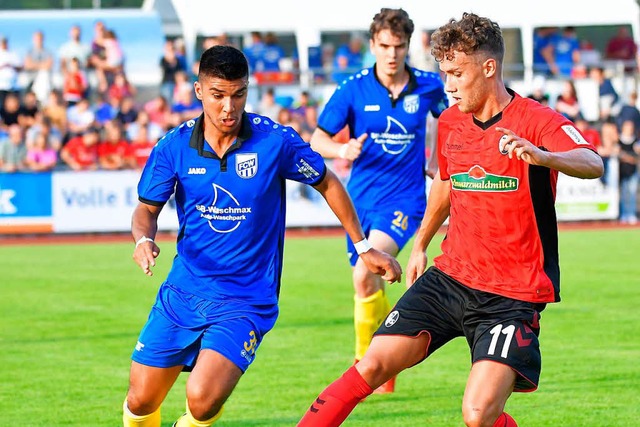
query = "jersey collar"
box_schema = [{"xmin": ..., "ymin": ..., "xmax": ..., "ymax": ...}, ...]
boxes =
[
  {"xmin": 373, "ymin": 63, "xmax": 417, "ymax": 106},
  {"xmin": 189, "ymin": 112, "xmax": 253, "ymax": 159}
]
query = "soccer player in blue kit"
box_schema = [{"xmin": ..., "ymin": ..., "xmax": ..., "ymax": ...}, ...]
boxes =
[
  {"xmin": 122, "ymin": 45, "xmax": 402, "ymax": 427},
  {"xmin": 309, "ymin": 8, "xmax": 448, "ymax": 393}
]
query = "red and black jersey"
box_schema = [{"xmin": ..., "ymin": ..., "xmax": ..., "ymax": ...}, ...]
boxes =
[{"xmin": 435, "ymin": 91, "xmax": 597, "ymax": 303}]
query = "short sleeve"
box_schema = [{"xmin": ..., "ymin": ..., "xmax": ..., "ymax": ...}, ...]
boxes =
[
  {"xmin": 137, "ymin": 143, "xmax": 176, "ymax": 205},
  {"xmin": 279, "ymin": 128, "xmax": 327, "ymax": 185},
  {"xmin": 317, "ymin": 84, "xmax": 352, "ymax": 136}
]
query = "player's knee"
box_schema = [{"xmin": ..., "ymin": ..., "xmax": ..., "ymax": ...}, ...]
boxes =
[
  {"xmin": 125, "ymin": 392, "xmax": 160, "ymax": 416},
  {"xmin": 356, "ymin": 355, "xmax": 391, "ymax": 387},
  {"xmin": 462, "ymin": 405, "xmax": 503, "ymax": 427},
  {"xmin": 186, "ymin": 388, "xmax": 224, "ymax": 421},
  {"xmin": 352, "ymin": 264, "xmax": 380, "ymax": 295}
]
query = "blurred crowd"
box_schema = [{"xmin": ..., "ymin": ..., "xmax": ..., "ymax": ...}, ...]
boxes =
[{"xmin": 1, "ymin": 25, "xmax": 639, "ymax": 223}]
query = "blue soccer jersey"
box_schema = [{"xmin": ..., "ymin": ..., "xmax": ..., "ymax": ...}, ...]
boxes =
[
  {"xmin": 137, "ymin": 113, "xmax": 326, "ymax": 305},
  {"xmin": 318, "ymin": 65, "xmax": 448, "ymax": 216}
]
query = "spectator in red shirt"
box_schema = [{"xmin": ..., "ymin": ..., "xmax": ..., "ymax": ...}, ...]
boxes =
[
  {"xmin": 62, "ymin": 57, "xmax": 88, "ymax": 106},
  {"xmin": 60, "ymin": 127, "xmax": 100, "ymax": 170},
  {"xmin": 127, "ymin": 125, "xmax": 155, "ymax": 170},
  {"xmin": 98, "ymin": 119, "xmax": 130, "ymax": 170},
  {"xmin": 605, "ymin": 26, "xmax": 638, "ymax": 73},
  {"xmin": 107, "ymin": 71, "xmax": 136, "ymax": 104}
]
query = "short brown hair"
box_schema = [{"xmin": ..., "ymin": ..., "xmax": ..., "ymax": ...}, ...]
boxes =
[
  {"xmin": 431, "ymin": 12, "xmax": 504, "ymax": 63},
  {"xmin": 369, "ymin": 8, "xmax": 414, "ymax": 41}
]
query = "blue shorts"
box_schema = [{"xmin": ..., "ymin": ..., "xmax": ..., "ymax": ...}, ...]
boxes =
[
  {"xmin": 132, "ymin": 281, "xmax": 279, "ymax": 373},
  {"xmin": 346, "ymin": 204, "xmax": 422, "ymax": 266}
]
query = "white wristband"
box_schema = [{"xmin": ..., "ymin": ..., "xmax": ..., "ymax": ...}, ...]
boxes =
[
  {"xmin": 135, "ymin": 236, "xmax": 154, "ymax": 248},
  {"xmin": 338, "ymin": 144, "xmax": 349, "ymax": 159},
  {"xmin": 354, "ymin": 238, "xmax": 372, "ymax": 255}
]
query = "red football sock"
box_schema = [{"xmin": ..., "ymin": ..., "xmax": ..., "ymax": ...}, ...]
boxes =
[
  {"xmin": 493, "ymin": 412, "xmax": 518, "ymax": 427},
  {"xmin": 297, "ymin": 366, "xmax": 373, "ymax": 427}
]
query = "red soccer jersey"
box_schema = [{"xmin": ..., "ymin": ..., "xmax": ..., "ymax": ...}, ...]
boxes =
[{"xmin": 435, "ymin": 92, "xmax": 597, "ymax": 303}]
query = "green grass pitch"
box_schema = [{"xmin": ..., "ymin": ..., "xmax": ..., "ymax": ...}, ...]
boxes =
[{"xmin": 1, "ymin": 228, "xmax": 639, "ymax": 426}]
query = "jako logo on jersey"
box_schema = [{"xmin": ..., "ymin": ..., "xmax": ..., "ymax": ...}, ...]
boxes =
[
  {"xmin": 188, "ymin": 167, "xmax": 206, "ymax": 175},
  {"xmin": 364, "ymin": 104, "xmax": 381, "ymax": 111},
  {"xmin": 385, "ymin": 310, "xmax": 400, "ymax": 327},
  {"xmin": 370, "ymin": 116, "xmax": 415, "ymax": 155},
  {"xmin": 236, "ymin": 153, "xmax": 258, "ymax": 179},
  {"xmin": 196, "ymin": 184, "xmax": 252, "ymax": 233},
  {"xmin": 561, "ymin": 125, "xmax": 589, "ymax": 145},
  {"xmin": 451, "ymin": 165, "xmax": 518, "ymax": 192},
  {"xmin": 403, "ymin": 94, "xmax": 420, "ymax": 114}
]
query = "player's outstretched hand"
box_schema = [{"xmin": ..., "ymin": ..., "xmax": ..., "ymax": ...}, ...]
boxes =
[
  {"xmin": 496, "ymin": 127, "xmax": 546, "ymax": 165},
  {"xmin": 133, "ymin": 241, "xmax": 161, "ymax": 276},
  {"xmin": 360, "ymin": 248, "xmax": 402, "ymax": 283},
  {"xmin": 406, "ymin": 249, "xmax": 427, "ymax": 289}
]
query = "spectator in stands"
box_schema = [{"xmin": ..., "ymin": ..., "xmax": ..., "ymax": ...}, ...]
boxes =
[
  {"xmin": 58, "ymin": 25, "xmax": 91, "ymax": 72},
  {"xmin": 66, "ymin": 98, "xmax": 96, "ymax": 136},
  {"xmin": 115, "ymin": 95, "xmax": 138, "ymax": 128},
  {"xmin": 589, "ymin": 66, "xmax": 621, "ymax": 122},
  {"xmin": 605, "ymin": 26, "xmax": 638, "ymax": 73},
  {"xmin": 159, "ymin": 39, "xmax": 186, "ymax": 104},
  {"xmin": 553, "ymin": 26, "xmax": 581, "ymax": 78},
  {"xmin": 617, "ymin": 119, "xmax": 639, "ymax": 224},
  {"xmin": 172, "ymin": 70, "xmax": 192, "ymax": 103},
  {"xmin": 107, "ymin": 71, "xmax": 136, "ymax": 104},
  {"xmin": 127, "ymin": 125, "xmax": 155, "ymax": 170},
  {"xmin": 144, "ymin": 95, "xmax": 171, "ymax": 130},
  {"xmin": 62, "ymin": 57, "xmax": 88, "ymax": 106},
  {"xmin": 332, "ymin": 35, "xmax": 364, "ymax": 82},
  {"xmin": 256, "ymin": 87, "xmax": 281, "ymax": 120},
  {"xmin": 170, "ymin": 88, "xmax": 201, "ymax": 124},
  {"xmin": 60, "ymin": 126, "xmax": 99, "ymax": 170},
  {"xmin": 257, "ymin": 32, "xmax": 285, "ymax": 72},
  {"xmin": 554, "ymin": 80, "xmax": 582, "ymax": 122},
  {"xmin": 26, "ymin": 115, "xmax": 62, "ymax": 152},
  {"xmin": 17, "ymin": 90, "xmax": 39, "ymax": 128},
  {"xmin": 99, "ymin": 29, "xmax": 125, "ymax": 92},
  {"xmin": 532, "ymin": 26, "xmax": 558, "ymax": 76},
  {"xmin": 23, "ymin": 30, "xmax": 53, "ymax": 103},
  {"xmin": 0, "ymin": 36, "xmax": 22, "ymax": 108},
  {"xmin": 25, "ymin": 130, "xmax": 57, "ymax": 172},
  {"xmin": 98, "ymin": 119, "xmax": 130, "ymax": 170},
  {"xmin": 616, "ymin": 91, "xmax": 640, "ymax": 135},
  {"xmin": 0, "ymin": 92, "xmax": 21, "ymax": 130},
  {"xmin": 43, "ymin": 89, "xmax": 67, "ymax": 133},
  {"xmin": 243, "ymin": 31, "xmax": 265, "ymax": 73},
  {"xmin": 89, "ymin": 20, "xmax": 106, "ymax": 69},
  {"xmin": 409, "ymin": 29, "xmax": 438, "ymax": 73},
  {"xmin": 93, "ymin": 92, "xmax": 119, "ymax": 125},
  {"xmin": 0, "ymin": 124, "xmax": 26, "ymax": 172},
  {"xmin": 126, "ymin": 110, "xmax": 163, "ymax": 143}
]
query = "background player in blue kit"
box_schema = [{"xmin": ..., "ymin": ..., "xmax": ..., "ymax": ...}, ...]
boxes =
[
  {"xmin": 308, "ymin": 7, "xmax": 448, "ymax": 393},
  {"xmin": 122, "ymin": 45, "xmax": 402, "ymax": 427}
]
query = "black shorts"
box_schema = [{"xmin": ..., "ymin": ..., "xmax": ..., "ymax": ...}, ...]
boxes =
[{"xmin": 375, "ymin": 267, "xmax": 544, "ymax": 392}]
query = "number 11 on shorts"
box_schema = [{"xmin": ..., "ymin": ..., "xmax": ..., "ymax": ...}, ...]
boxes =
[{"xmin": 487, "ymin": 324, "xmax": 515, "ymax": 358}]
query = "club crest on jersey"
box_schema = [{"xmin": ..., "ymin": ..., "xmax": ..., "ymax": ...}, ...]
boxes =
[
  {"xmin": 403, "ymin": 94, "xmax": 420, "ymax": 114},
  {"xmin": 236, "ymin": 153, "xmax": 258, "ymax": 179}
]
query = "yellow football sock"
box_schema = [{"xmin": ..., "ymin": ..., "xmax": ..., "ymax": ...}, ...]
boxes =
[
  {"xmin": 354, "ymin": 289, "xmax": 391, "ymax": 360},
  {"xmin": 174, "ymin": 400, "xmax": 224, "ymax": 427},
  {"xmin": 123, "ymin": 400, "xmax": 161, "ymax": 427}
]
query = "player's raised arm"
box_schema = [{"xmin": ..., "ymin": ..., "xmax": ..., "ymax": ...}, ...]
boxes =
[
  {"xmin": 313, "ymin": 169, "xmax": 402, "ymax": 283},
  {"xmin": 131, "ymin": 202, "xmax": 162, "ymax": 276}
]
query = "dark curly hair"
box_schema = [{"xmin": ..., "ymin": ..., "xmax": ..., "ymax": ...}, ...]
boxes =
[
  {"xmin": 431, "ymin": 12, "xmax": 504, "ymax": 63},
  {"xmin": 369, "ymin": 8, "xmax": 414, "ymax": 40}
]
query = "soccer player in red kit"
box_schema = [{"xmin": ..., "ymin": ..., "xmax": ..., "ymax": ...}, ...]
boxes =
[{"xmin": 297, "ymin": 12, "xmax": 604, "ymax": 427}]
